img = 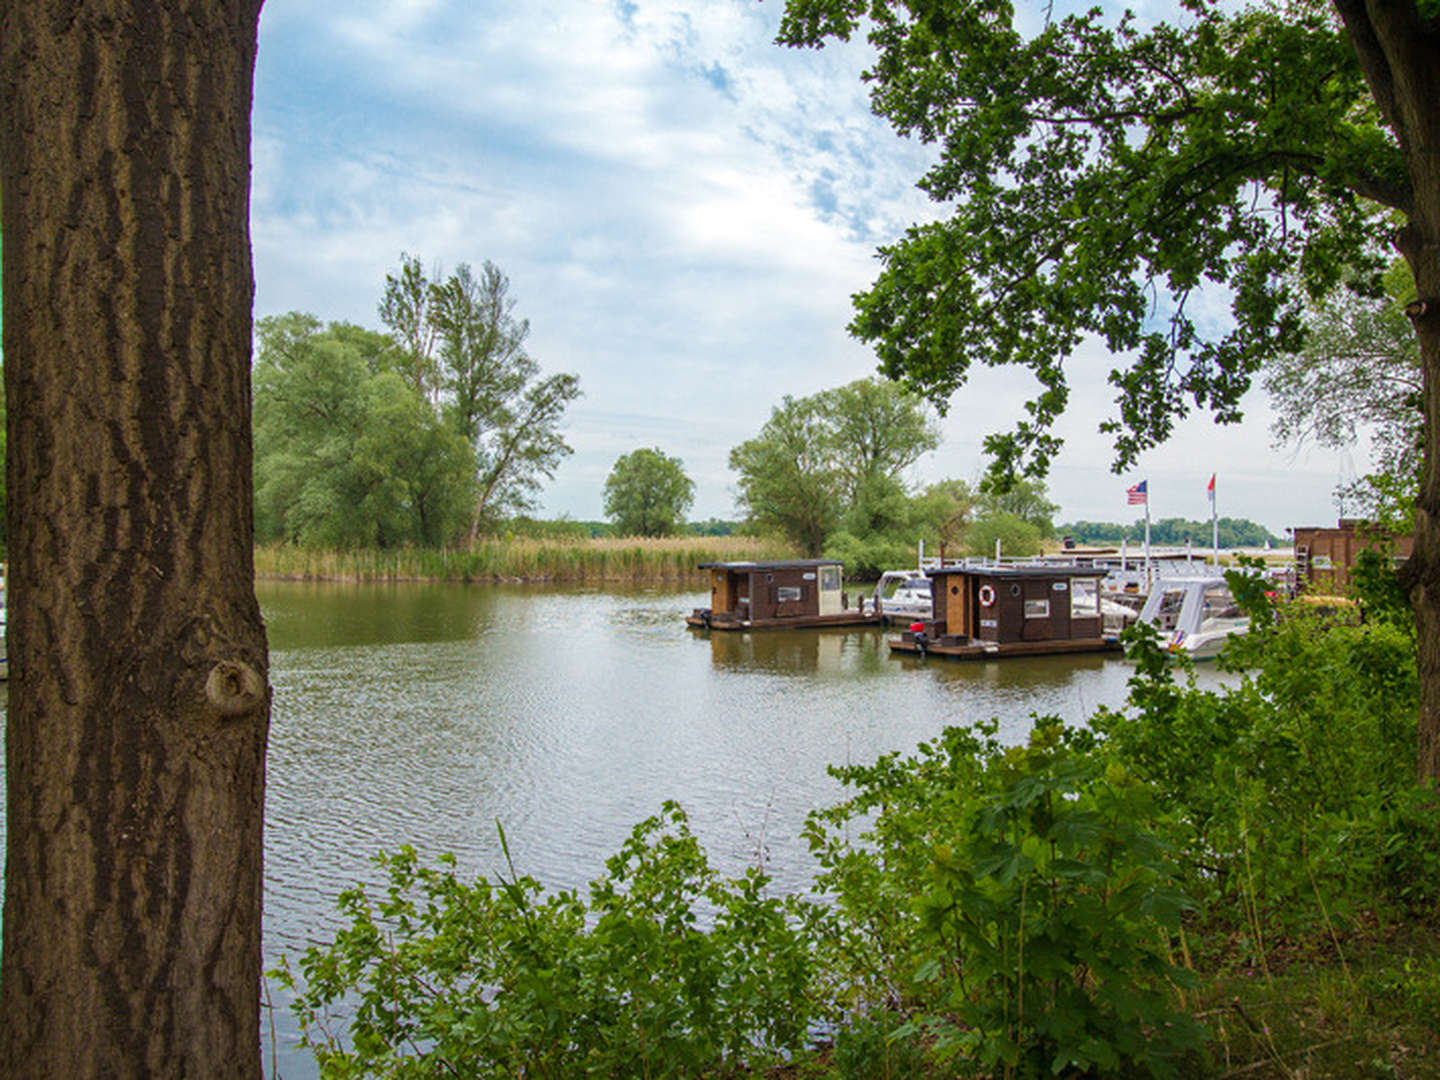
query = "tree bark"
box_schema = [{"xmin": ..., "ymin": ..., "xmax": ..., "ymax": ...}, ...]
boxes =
[
  {"xmin": 1335, "ymin": 0, "xmax": 1440, "ymax": 783},
  {"xmin": 1, "ymin": 2, "xmax": 270, "ymax": 1076}
]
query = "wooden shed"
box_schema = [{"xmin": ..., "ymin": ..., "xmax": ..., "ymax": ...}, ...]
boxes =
[
  {"xmin": 1292, "ymin": 520, "xmax": 1412, "ymax": 596},
  {"xmin": 889, "ymin": 565, "xmax": 1119, "ymax": 660},
  {"xmin": 686, "ymin": 559, "xmax": 880, "ymax": 631}
]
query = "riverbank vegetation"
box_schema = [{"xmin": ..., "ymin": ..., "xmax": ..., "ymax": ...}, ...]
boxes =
[
  {"xmin": 276, "ymin": 568, "xmax": 1440, "ymax": 1077},
  {"xmin": 254, "ymin": 533, "xmax": 799, "ymax": 585}
]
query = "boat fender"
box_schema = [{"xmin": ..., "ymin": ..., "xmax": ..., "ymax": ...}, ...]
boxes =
[
  {"xmin": 979, "ymin": 584, "xmax": 996, "ymax": 607},
  {"xmin": 700, "ymin": 610, "xmax": 711, "ymax": 630},
  {"xmin": 912, "ymin": 629, "xmax": 929, "ymax": 656}
]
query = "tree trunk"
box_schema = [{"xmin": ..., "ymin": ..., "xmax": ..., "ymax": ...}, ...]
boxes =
[
  {"xmin": 1393, "ymin": 49, "xmax": 1440, "ymax": 786},
  {"xmin": 1403, "ymin": 237, "xmax": 1440, "ymax": 785},
  {"xmin": 1, "ymin": 2, "xmax": 270, "ymax": 1077},
  {"xmin": 1335, "ymin": 0, "xmax": 1440, "ymax": 785}
]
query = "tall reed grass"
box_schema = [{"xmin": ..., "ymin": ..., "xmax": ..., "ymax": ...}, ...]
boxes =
[{"xmin": 254, "ymin": 535, "xmax": 801, "ymax": 586}]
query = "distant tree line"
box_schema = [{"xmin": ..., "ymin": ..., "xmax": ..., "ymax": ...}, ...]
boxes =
[{"xmin": 1058, "ymin": 517, "xmax": 1282, "ymax": 548}]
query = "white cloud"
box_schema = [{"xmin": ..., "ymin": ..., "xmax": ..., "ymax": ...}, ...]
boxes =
[{"xmin": 251, "ymin": 0, "xmax": 1360, "ymax": 535}]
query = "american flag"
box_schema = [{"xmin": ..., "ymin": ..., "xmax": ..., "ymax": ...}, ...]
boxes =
[{"xmin": 1126, "ymin": 480, "xmax": 1148, "ymax": 505}]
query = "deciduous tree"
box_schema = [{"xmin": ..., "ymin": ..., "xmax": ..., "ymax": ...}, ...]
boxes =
[
  {"xmin": 1, "ymin": 1, "xmax": 269, "ymax": 1075},
  {"xmin": 379, "ymin": 255, "xmax": 581, "ymax": 539},
  {"xmin": 252, "ymin": 315, "xmax": 474, "ymax": 548},
  {"xmin": 1264, "ymin": 261, "xmax": 1422, "ymax": 523},
  {"xmin": 604, "ymin": 448, "xmax": 696, "ymax": 537},
  {"xmin": 730, "ymin": 377, "xmax": 939, "ymax": 554},
  {"xmin": 778, "ymin": 0, "xmax": 1440, "ymax": 781}
]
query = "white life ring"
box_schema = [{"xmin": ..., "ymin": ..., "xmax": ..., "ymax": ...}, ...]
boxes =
[{"xmin": 979, "ymin": 584, "xmax": 996, "ymax": 607}]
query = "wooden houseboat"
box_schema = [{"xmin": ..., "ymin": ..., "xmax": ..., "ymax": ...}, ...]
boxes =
[
  {"xmin": 1292, "ymin": 519, "xmax": 1412, "ymax": 596},
  {"xmin": 889, "ymin": 565, "xmax": 1121, "ymax": 660},
  {"xmin": 687, "ymin": 559, "xmax": 882, "ymax": 631}
]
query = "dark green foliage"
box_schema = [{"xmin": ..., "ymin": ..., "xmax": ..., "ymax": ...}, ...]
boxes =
[
  {"xmin": 603, "ymin": 447, "xmax": 695, "ymax": 537},
  {"xmin": 805, "ymin": 721, "xmax": 1204, "ymax": 1077},
  {"xmin": 684, "ymin": 518, "xmax": 739, "ymax": 537},
  {"xmin": 1096, "ymin": 580, "xmax": 1432, "ymax": 937},
  {"xmin": 730, "ymin": 377, "xmax": 940, "ymax": 556},
  {"xmin": 776, "ymin": 0, "xmax": 1399, "ymax": 485},
  {"xmin": 1351, "ymin": 544, "xmax": 1413, "ymax": 628},
  {"xmin": 253, "ymin": 314, "xmax": 475, "ymax": 548},
  {"xmin": 277, "ymin": 804, "xmax": 818, "ymax": 1078}
]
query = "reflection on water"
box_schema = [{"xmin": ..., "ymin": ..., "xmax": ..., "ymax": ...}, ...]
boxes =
[{"xmin": 0, "ymin": 581, "xmax": 1239, "ymax": 1077}]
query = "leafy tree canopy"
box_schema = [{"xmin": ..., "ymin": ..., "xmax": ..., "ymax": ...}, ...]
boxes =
[
  {"xmin": 777, "ymin": 0, "xmax": 1402, "ymax": 484},
  {"xmin": 603, "ymin": 447, "xmax": 696, "ymax": 537},
  {"xmin": 379, "ymin": 254, "xmax": 581, "ymax": 537},
  {"xmin": 253, "ymin": 314, "xmax": 475, "ymax": 548},
  {"xmin": 729, "ymin": 377, "xmax": 939, "ymax": 555},
  {"xmin": 1264, "ymin": 260, "xmax": 1421, "ymax": 524},
  {"xmin": 976, "ymin": 476, "xmax": 1059, "ymax": 538}
]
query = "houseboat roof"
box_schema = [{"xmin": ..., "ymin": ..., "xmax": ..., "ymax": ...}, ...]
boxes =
[
  {"xmin": 926, "ymin": 564, "xmax": 1109, "ymax": 579},
  {"xmin": 696, "ymin": 559, "xmax": 844, "ymax": 571}
]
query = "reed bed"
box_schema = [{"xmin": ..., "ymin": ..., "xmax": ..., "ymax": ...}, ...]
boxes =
[{"xmin": 254, "ymin": 535, "xmax": 800, "ymax": 586}]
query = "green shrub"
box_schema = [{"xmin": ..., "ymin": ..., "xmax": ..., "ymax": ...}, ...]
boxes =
[
  {"xmin": 276, "ymin": 804, "xmax": 819, "ymax": 1078},
  {"xmin": 806, "ymin": 720, "xmax": 1205, "ymax": 1077},
  {"xmin": 1097, "ymin": 582, "xmax": 1428, "ymax": 937}
]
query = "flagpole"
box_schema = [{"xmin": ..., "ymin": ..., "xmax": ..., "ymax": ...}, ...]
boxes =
[
  {"xmin": 1144, "ymin": 495, "xmax": 1151, "ymax": 588},
  {"xmin": 1210, "ymin": 474, "xmax": 1218, "ymax": 566}
]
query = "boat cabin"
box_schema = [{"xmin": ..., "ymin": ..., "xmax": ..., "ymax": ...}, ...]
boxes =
[
  {"xmin": 686, "ymin": 559, "xmax": 880, "ymax": 631},
  {"xmin": 1135, "ymin": 574, "xmax": 1249, "ymax": 659},
  {"xmin": 889, "ymin": 565, "xmax": 1119, "ymax": 659},
  {"xmin": 1292, "ymin": 519, "xmax": 1412, "ymax": 596}
]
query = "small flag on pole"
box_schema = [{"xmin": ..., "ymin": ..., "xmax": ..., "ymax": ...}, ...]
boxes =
[
  {"xmin": 1126, "ymin": 480, "xmax": 1148, "ymax": 505},
  {"xmin": 1207, "ymin": 474, "xmax": 1216, "ymax": 502}
]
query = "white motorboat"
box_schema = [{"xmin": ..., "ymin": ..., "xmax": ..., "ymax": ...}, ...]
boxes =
[
  {"xmin": 1134, "ymin": 574, "xmax": 1249, "ymax": 659},
  {"xmin": 872, "ymin": 570, "xmax": 934, "ymax": 623}
]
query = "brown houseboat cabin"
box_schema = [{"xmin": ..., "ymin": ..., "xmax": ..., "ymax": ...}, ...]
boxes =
[
  {"xmin": 686, "ymin": 559, "xmax": 881, "ymax": 631},
  {"xmin": 890, "ymin": 565, "xmax": 1119, "ymax": 660},
  {"xmin": 1291, "ymin": 519, "xmax": 1412, "ymax": 596}
]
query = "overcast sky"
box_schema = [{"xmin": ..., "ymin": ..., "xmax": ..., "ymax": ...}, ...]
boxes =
[{"xmin": 251, "ymin": 0, "xmax": 1368, "ymax": 537}]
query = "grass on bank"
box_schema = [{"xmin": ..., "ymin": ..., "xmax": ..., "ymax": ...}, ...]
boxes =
[{"xmin": 254, "ymin": 535, "xmax": 801, "ymax": 585}]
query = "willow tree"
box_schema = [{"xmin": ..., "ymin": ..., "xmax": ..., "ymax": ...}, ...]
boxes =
[
  {"xmin": 779, "ymin": 0, "xmax": 1440, "ymax": 781},
  {"xmin": 1, "ymin": 2, "xmax": 270, "ymax": 1076}
]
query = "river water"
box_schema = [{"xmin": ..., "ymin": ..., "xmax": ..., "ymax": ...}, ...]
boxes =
[{"xmin": 1, "ymin": 580, "xmax": 1238, "ymax": 1076}]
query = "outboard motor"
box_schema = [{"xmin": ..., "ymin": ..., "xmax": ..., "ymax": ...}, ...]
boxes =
[{"xmin": 909, "ymin": 621, "xmax": 929, "ymax": 656}]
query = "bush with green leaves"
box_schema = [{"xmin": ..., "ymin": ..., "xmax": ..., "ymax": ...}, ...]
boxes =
[
  {"xmin": 275, "ymin": 803, "xmax": 818, "ymax": 1078},
  {"xmin": 1094, "ymin": 572, "xmax": 1433, "ymax": 939},
  {"xmin": 805, "ymin": 720, "xmax": 1205, "ymax": 1077}
]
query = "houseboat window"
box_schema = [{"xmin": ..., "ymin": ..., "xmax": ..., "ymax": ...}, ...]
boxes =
[
  {"xmin": 1024, "ymin": 598, "xmax": 1050, "ymax": 619},
  {"xmin": 1070, "ymin": 578, "xmax": 1100, "ymax": 616},
  {"xmin": 776, "ymin": 585, "xmax": 803, "ymax": 603},
  {"xmin": 819, "ymin": 565, "xmax": 841, "ymax": 592}
]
